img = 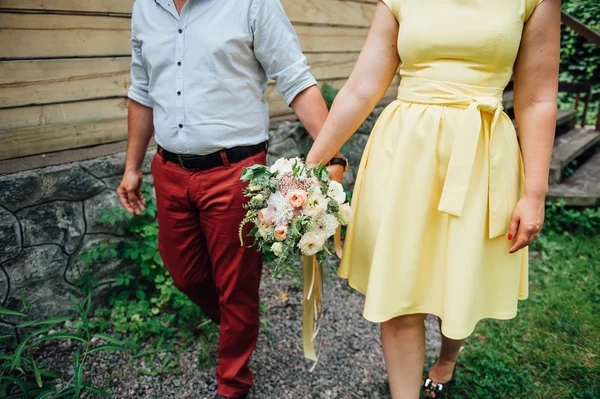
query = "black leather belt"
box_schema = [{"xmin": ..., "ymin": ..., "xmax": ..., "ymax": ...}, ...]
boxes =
[{"xmin": 158, "ymin": 141, "xmax": 267, "ymax": 171}]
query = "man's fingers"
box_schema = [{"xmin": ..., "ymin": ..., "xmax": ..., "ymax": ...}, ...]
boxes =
[
  {"xmin": 127, "ymin": 190, "xmax": 142, "ymax": 215},
  {"xmin": 117, "ymin": 188, "xmax": 135, "ymax": 214}
]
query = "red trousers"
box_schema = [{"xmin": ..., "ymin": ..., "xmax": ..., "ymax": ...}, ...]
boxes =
[{"xmin": 151, "ymin": 149, "xmax": 264, "ymax": 398}]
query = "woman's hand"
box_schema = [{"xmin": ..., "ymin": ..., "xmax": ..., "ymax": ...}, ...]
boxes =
[{"xmin": 508, "ymin": 194, "xmax": 545, "ymax": 254}]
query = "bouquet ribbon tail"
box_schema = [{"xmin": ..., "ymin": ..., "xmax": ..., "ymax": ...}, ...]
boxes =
[
  {"xmin": 334, "ymin": 227, "xmax": 343, "ymax": 259},
  {"xmin": 301, "ymin": 228, "xmax": 344, "ymax": 367},
  {"xmin": 302, "ymin": 255, "xmax": 323, "ymax": 364}
]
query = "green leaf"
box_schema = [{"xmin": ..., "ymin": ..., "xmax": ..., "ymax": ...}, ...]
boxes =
[
  {"xmin": 35, "ymin": 332, "xmax": 87, "ymax": 345},
  {"xmin": 34, "ymin": 391, "xmax": 57, "ymax": 399},
  {"xmin": 0, "ymin": 307, "xmax": 27, "ymax": 317},
  {"xmin": 32, "ymin": 359, "xmax": 43, "ymax": 388},
  {"xmin": 84, "ymin": 382, "xmax": 112, "ymax": 396},
  {"xmin": 87, "ymin": 344, "xmax": 129, "ymax": 355},
  {"xmin": 53, "ymin": 387, "xmax": 76, "ymax": 398},
  {"xmin": 16, "ymin": 316, "xmax": 72, "ymax": 329},
  {"xmin": 0, "ymin": 375, "xmax": 29, "ymax": 396},
  {"xmin": 92, "ymin": 333, "xmax": 126, "ymax": 346}
]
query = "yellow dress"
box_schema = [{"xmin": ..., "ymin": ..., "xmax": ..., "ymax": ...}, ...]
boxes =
[{"xmin": 339, "ymin": 0, "xmax": 544, "ymax": 340}]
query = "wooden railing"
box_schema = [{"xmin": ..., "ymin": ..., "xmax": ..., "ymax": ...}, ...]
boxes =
[{"xmin": 561, "ymin": 12, "xmax": 600, "ymax": 131}]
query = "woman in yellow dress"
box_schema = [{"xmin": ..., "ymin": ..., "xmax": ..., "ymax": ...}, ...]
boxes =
[{"xmin": 306, "ymin": 0, "xmax": 560, "ymax": 397}]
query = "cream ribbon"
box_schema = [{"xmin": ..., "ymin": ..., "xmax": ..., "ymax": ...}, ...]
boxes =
[
  {"xmin": 302, "ymin": 228, "xmax": 343, "ymax": 369},
  {"xmin": 396, "ymin": 77, "xmax": 523, "ymax": 239}
]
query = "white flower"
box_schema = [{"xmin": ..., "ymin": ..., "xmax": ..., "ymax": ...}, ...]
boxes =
[
  {"xmin": 327, "ymin": 181, "xmax": 346, "ymax": 204},
  {"xmin": 270, "ymin": 157, "xmax": 303, "ymax": 175},
  {"xmin": 266, "ymin": 192, "xmax": 294, "ymax": 226},
  {"xmin": 257, "ymin": 222, "xmax": 270, "ymax": 238},
  {"xmin": 315, "ymin": 214, "xmax": 339, "ymax": 238},
  {"xmin": 339, "ymin": 203, "xmax": 353, "ymax": 225},
  {"xmin": 302, "ymin": 190, "xmax": 329, "ymax": 218},
  {"xmin": 298, "ymin": 231, "xmax": 326, "ymax": 256},
  {"xmin": 271, "ymin": 242, "xmax": 283, "ymax": 256}
]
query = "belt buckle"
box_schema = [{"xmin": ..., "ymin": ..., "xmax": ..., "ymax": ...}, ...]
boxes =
[{"xmin": 177, "ymin": 154, "xmax": 192, "ymax": 171}]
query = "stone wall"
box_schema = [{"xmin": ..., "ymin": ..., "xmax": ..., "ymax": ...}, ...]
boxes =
[{"xmin": 0, "ymin": 109, "xmax": 384, "ymax": 333}]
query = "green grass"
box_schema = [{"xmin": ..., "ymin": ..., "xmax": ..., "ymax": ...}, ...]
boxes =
[{"xmin": 452, "ymin": 232, "xmax": 600, "ymax": 399}]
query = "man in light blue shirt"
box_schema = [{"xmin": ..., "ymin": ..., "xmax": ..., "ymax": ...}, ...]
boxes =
[{"xmin": 117, "ymin": 1, "xmax": 346, "ymax": 398}]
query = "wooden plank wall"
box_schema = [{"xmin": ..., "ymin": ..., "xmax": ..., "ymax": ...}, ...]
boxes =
[{"xmin": 0, "ymin": 0, "xmax": 394, "ymax": 161}]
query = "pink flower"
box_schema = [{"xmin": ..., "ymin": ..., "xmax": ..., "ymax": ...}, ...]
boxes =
[
  {"xmin": 274, "ymin": 225, "xmax": 288, "ymax": 241},
  {"xmin": 258, "ymin": 209, "xmax": 273, "ymax": 226},
  {"xmin": 287, "ymin": 189, "xmax": 308, "ymax": 208}
]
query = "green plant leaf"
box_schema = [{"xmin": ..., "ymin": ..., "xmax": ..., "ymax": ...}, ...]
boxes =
[
  {"xmin": 32, "ymin": 359, "xmax": 43, "ymax": 388},
  {"xmin": 87, "ymin": 344, "xmax": 129, "ymax": 355},
  {"xmin": 0, "ymin": 375, "xmax": 28, "ymax": 397},
  {"xmin": 53, "ymin": 387, "xmax": 76, "ymax": 398},
  {"xmin": 35, "ymin": 332, "xmax": 87, "ymax": 344},
  {"xmin": 34, "ymin": 390, "xmax": 57, "ymax": 399},
  {"xmin": 92, "ymin": 333, "xmax": 126, "ymax": 346},
  {"xmin": 16, "ymin": 316, "xmax": 72, "ymax": 329},
  {"xmin": 84, "ymin": 381, "xmax": 112, "ymax": 396},
  {"xmin": 0, "ymin": 307, "xmax": 27, "ymax": 317}
]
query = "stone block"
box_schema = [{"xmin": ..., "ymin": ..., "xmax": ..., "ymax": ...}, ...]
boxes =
[
  {"xmin": 18, "ymin": 201, "xmax": 84, "ymax": 254},
  {"xmin": 0, "ymin": 165, "xmax": 104, "ymax": 211},
  {"xmin": 84, "ymin": 190, "xmax": 128, "ymax": 235},
  {"xmin": 3, "ymin": 278, "xmax": 76, "ymax": 321},
  {"xmin": 4, "ymin": 245, "xmax": 67, "ymax": 288},
  {"xmin": 0, "ymin": 265, "xmax": 9, "ymax": 305},
  {"xmin": 66, "ymin": 235, "xmax": 125, "ymax": 287},
  {"xmin": 81, "ymin": 152, "xmax": 126, "ymax": 178},
  {"xmin": 0, "ymin": 207, "xmax": 21, "ymax": 264}
]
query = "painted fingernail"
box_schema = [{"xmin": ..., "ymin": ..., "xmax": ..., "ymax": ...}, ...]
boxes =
[{"xmin": 508, "ymin": 234, "xmax": 513, "ymax": 240}]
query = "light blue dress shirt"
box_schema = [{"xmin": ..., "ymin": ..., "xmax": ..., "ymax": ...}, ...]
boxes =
[{"xmin": 128, "ymin": 0, "xmax": 317, "ymax": 155}]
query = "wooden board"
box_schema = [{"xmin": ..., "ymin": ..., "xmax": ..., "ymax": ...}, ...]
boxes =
[
  {"xmin": 0, "ymin": 13, "xmax": 368, "ymax": 59},
  {"xmin": 0, "ymin": 13, "xmax": 131, "ymax": 59},
  {"xmin": 0, "ymin": 58, "xmax": 131, "ymax": 107},
  {"xmin": 295, "ymin": 25, "xmax": 368, "ymax": 53},
  {"xmin": 0, "ymin": 0, "xmax": 375, "ymax": 27},
  {"xmin": 0, "ymin": 117, "xmax": 127, "ymax": 160},
  {"xmin": 281, "ymin": 0, "xmax": 375, "ymax": 28},
  {"xmin": 0, "ymin": 0, "xmax": 135, "ymax": 14},
  {"xmin": 0, "ymin": 98, "xmax": 128, "ymax": 130}
]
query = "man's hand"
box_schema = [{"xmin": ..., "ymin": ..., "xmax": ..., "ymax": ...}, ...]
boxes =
[
  {"xmin": 117, "ymin": 169, "xmax": 146, "ymax": 215},
  {"xmin": 327, "ymin": 164, "xmax": 344, "ymax": 183}
]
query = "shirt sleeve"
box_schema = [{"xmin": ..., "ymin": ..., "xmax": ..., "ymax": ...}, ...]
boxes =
[
  {"xmin": 250, "ymin": 0, "xmax": 317, "ymax": 106},
  {"xmin": 128, "ymin": 3, "xmax": 152, "ymax": 108}
]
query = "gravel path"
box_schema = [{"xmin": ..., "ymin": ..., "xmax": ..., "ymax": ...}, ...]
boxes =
[{"xmin": 49, "ymin": 262, "xmax": 441, "ymax": 398}]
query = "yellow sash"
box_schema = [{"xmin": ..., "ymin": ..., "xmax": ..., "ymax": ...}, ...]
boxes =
[{"xmin": 397, "ymin": 77, "xmax": 523, "ymax": 239}]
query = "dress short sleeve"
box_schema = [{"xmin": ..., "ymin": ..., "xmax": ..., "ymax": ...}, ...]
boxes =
[
  {"xmin": 525, "ymin": 0, "xmax": 544, "ymax": 22},
  {"xmin": 381, "ymin": 0, "xmax": 400, "ymax": 23}
]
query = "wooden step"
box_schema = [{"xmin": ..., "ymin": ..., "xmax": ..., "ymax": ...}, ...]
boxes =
[
  {"xmin": 549, "ymin": 127, "xmax": 600, "ymax": 183},
  {"xmin": 556, "ymin": 108, "xmax": 578, "ymax": 131},
  {"xmin": 547, "ymin": 151, "xmax": 600, "ymax": 206}
]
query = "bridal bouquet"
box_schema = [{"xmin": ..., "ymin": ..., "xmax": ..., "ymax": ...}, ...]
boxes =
[{"xmin": 239, "ymin": 157, "xmax": 352, "ymax": 276}]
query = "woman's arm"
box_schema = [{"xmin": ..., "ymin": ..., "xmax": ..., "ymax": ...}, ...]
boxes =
[
  {"xmin": 509, "ymin": 0, "xmax": 560, "ymax": 253},
  {"xmin": 305, "ymin": 1, "xmax": 400, "ymax": 166}
]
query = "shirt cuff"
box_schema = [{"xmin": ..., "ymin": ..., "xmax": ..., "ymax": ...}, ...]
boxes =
[
  {"xmin": 128, "ymin": 86, "xmax": 153, "ymax": 108},
  {"xmin": 283, "ymin": 72, "xmax": 318, "ymax": 106}
]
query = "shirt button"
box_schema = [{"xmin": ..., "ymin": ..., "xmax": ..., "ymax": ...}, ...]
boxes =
[
  {"xmin": 178, "ymin": 29, "xmax": 183, "ymax": 34},
  {"xmin": 177, "ymin": 61, "xmax": 182, "ymax": 66},
  {"xmin": 179, "ymin": 124, "xmax": 183, "ymax": 128},
  {"xmin": 177, "ymin": 91, "xmax": 181, "ymax": 96}
]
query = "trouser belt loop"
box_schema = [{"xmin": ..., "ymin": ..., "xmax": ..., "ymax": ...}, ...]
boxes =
[{"xmin": 220, "ymin": 150, "xmax": 231, "ymax": 169}]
